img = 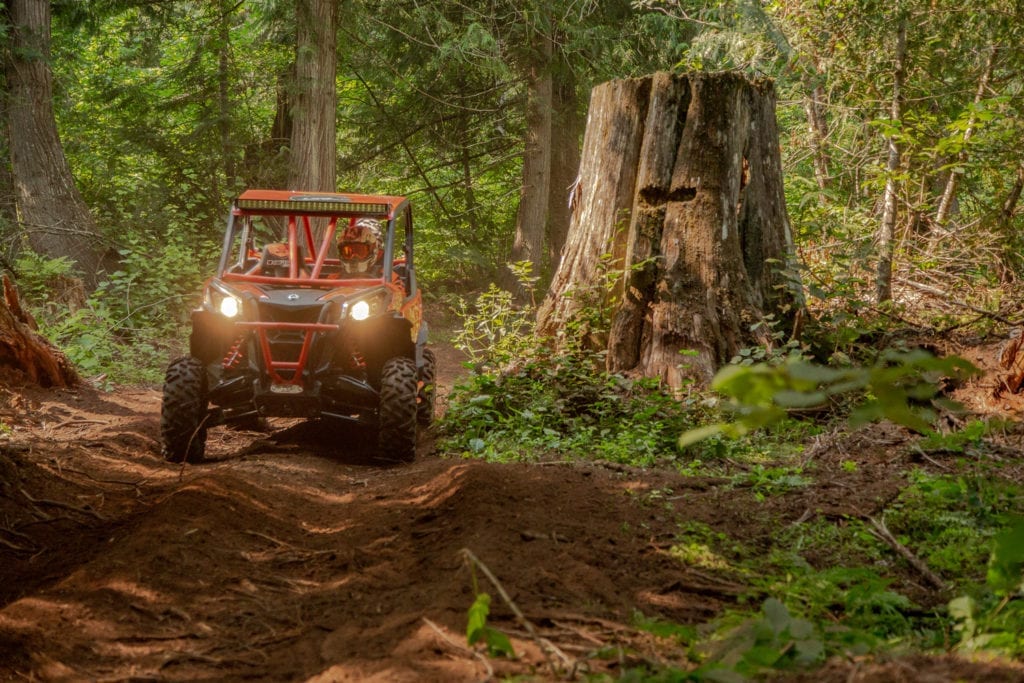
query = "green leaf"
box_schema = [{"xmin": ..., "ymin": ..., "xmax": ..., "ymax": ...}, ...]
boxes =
[
  {"xmin": 480, "ymin": 626, "xmax": 515, "ymax": 658},
  {"xmin": 466, "ymin": 592, "xmax": 491, "ymax": 644},
  {"xmin": 787, "ymin": 361, "xmax": 844, "ymax": 384},
  {"xmin": 466, "ymin": 592, "xmax": 515, "ymax": 658},
  {"xmin": 792, "ymin": 633, "xmax": 824, "ymax": 664},
  {"xmin": 948, "ymin": 595, "xmax": 976, "ymax": 621},
  {"xmin": 678, "ymin": 423, "xmax": 727, "ymax": 449}
]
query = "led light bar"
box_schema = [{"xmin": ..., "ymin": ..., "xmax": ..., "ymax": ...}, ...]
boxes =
[{"xmin": 236, "ymin": 198, "xmax": 390, "ymax": 215}]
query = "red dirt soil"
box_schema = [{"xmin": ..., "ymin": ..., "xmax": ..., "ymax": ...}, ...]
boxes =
[{"xmin": 0, "ymin": 341, "xmax": 1023, "ymax": 681}]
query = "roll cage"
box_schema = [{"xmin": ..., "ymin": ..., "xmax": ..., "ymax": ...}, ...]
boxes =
[{"xmin": 216, "ymin": 189, "xmax": 418, "ymax": 292}]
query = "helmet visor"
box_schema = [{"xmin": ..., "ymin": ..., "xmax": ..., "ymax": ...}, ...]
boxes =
[{"xmin": 340, "ymin": 242, "xmax": 373, "ymax": 260}]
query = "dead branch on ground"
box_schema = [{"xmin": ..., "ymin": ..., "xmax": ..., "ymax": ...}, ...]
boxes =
[
  {"xmin": 461, "ymin": 547, "xmax": 577, "ymax": 678},
  {"xmin": 423, "ymin": 617, "xmax": 495, "ymax": 680},
  {"xmin": 866, "ymin": 515, "xmax": 948, "ymax": 591},
  {"xmin": 19, "ymin": 487, "xmax": 107, "ymax": 521}
]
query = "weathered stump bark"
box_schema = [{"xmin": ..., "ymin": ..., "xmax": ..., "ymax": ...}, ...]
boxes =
[
  {"xmin": 998, "ymin": 328, "xmax": 1024, "ymax": 395},
  {"xmin": 537, "ymin": 72, "xmax": 802, "ymax": 388},
  {"xmin": 0, "ymin": 276, "xmax": 79, "ymax": 387}
]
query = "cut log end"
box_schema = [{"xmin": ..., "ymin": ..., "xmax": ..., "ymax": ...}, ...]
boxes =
[{"xmin": 0, "ymin": 275, "xmax": 80, "ymax": 388}]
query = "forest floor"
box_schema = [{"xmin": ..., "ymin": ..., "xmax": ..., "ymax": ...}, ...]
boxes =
[{"xmin": 1, "ymin": 338, "xmax": 1024, "ymax": 682}]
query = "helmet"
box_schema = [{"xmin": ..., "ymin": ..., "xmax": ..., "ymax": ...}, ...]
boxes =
[{"xmin": 338, "ymin": 218, "xmax": 382, "ymax": 274}]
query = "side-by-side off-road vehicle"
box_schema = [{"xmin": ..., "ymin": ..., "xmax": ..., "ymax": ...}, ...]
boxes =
[{"xmin": 160, "ymin": 189, "xmax": 434, "ymax": 463}]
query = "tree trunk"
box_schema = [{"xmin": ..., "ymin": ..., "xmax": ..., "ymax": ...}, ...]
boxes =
[
  {"xmin": 507, "ymin": 28, "xmax": 553, "ymax": 285},
  {"xmin": 5, "ymin": 0, "xmax": 107, "ymax": 290},
  {"xmin": 0, "ymin": 96, "xmax": 16, "ymax": 267},
  {"xmin": 933, "ymin": 46, "xmax": 996, "ymax": 231},
  {"xmin": 803, "ymin": 77, "xmax": 830, "ymax": 190},
  {"xmin": 242, "ymin": 67, "xmax": 291, "ymax": 188},
  {"xmin": 998, "ymin": 162, "xmax": 1024, "ymax": 283},
  {"xmin": 537, "ymin": 72, "xmax": 801, "ymax": 388},
  {"xmin": 0, "ymin": 276, "xmax": 78, "ymax": 387},
  {"xmin": 874, "ymin": 14, "xmax": 907, "ymax": 305},
  {"xmin": 547, "ymin": 61, "xmax": 583, "ymax": 269},
  {"xmin": 218, "ymin": 0, "xmax": 236, "ymax": 191},
  {"xmin": 287, "ymin": 0, "xmax": 337, "ymax": 192}
]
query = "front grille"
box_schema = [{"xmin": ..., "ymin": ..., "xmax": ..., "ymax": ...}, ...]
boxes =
[
  {"xmin": 250, "ymin": 302, "xmax": 330, "ymax": 381},
  {"xmin": 256, "ymin": 302, "xmax": 323, "ymax": 324},
  {"xmin": 266, "ymin": 330, "xmax": 306, "ymax": 365}
]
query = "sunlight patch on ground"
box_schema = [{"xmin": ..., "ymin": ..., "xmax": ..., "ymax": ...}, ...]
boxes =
[
  {"xmin": 399, "ymin": 462, "xmax": 472, "ymax": 506},
  {"xmin": 2, "ymin": 595, "xmax": 121, "ymax": 640},
  {"xmin": 259, "ymin": 482, "xmax": 359, "ymax": 504},
  {"xmin": 637, "ymin": 590, "xmax": 693, "ymax": 611},
  {"xmin": 300, "ymin": 520, "xmax": 357, "ymax": 534},
  {"xmin": 98, "ymin": 579, "xmax": 167, "ymax": 604}
]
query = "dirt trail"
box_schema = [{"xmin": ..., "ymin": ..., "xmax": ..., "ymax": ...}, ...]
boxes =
[{"xmin": 1, "ymin": 342, "xmax": 1023, "ymax": 681}]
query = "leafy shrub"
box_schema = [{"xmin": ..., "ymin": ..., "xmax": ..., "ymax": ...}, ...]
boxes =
[
  {"xmin": 14, "ymin": 237, "xmax": 209, "ymax": 386},
  {"xmin": 442, "ymin": 350, "xmax": 697, "ymax": 466},
  {"xmin": 680, "ymin": 349, "xmax": 981, "ymax": 447},
  {"xmin": 451, "ymin": 282, "xmax": 537, "ymax": 368},
  {"xmin": 444, "ymin": 265, "xmax": 720, "ymax": 466}
]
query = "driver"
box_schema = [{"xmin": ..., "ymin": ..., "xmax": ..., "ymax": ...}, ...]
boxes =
[{"xmin": 338, "ymin": 218, "xmax": 383, "ymax": 276}]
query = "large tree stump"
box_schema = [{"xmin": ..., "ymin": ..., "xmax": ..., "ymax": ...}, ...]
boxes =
[
  {"xmin": 0, "ymin": 275, "xmax": 79, "ymax": 387},
  {"xmin": 537, "ymin": 72, "xmax": 802, "ymax": 388}
]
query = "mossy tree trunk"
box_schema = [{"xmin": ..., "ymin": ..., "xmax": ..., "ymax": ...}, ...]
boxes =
[
  {"xmin": 537, "ymin": 71, "xmax": 802, "ymax": 388},
  {"xmin": 5, "ymin": 0, "xmax": 108, "ymax": 289}
]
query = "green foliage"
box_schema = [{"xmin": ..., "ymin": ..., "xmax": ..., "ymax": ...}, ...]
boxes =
[
  {"xmin": 705, "ymin": 598, "xmax": 824, "ymax": 675},
  {"xmin": 730, "ymin": 315, "xmax": 807, "ymax": 367},
  {"xmin": 451, "ymin": 262, "xmax": 538, "ymax": 367},
  {"xmin": 737, "ymin": 464, "xmax": 811, "ymax": 502},
  {"xmin": 886, "ymin": 470, "xmax": 1024, "ymax": 580},
  {"xmin": 465, "ymin": 592, "xmax": 515, "ymax": 658},
  {"xmin": 16, "ymin": 242, "xmax": 206, "ymax": 386},
  {"xmin": 917, "ymin": 419, "xmax": 993, "ymax": 454},
  {"xmin": 680, "ymin": 350, "xmax": 981, "ymax": 447},
  {"xmin": 442, "ymin": 350, "xmax": 697, "ymax": 466},
  {"xmin": 11, "ymin": 253, "xmax": 79, "ymax": 308},
  {"xmin": 761, "ymin": 565, "xmax": 912, "ymax": 642},
  {"xmin": 633, "ymin": 612, "xmax": 698, "ymax": 646},
  {"xmin": 987, "ymin": 521, "xmax": 1024, "ymax": 597},
  {"xmin": 949, "ymin": 519, "xmax": 1024, "ymax": 656},
  {"xmin": 445, "ymin": 274, "xmax": 710, "ymax": 466},
  {"xmin": 94, "ymin": 234, "xmax": 207, "ymax": 338}
]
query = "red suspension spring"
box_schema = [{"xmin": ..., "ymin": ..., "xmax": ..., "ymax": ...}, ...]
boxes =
[{"xmin": 222, "ymin": 336, "xmax": 245, "ymax": 369}]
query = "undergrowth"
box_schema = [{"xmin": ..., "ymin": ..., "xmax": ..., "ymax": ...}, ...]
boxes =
[
  {"xmin": 446, "ymin": 272, "xmax": 1024, "ymax": 679},
  {"xmin": 440, "ymin": 264, "xmax": 805, "ymax": 467},
  {"xmin": 14, "ymin": 241, "xmax": 207, "ymax": 386}
]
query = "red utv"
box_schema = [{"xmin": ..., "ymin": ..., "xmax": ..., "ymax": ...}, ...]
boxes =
[{"xmin": 160, "ymin": 189, "xmax": 434, "ymax": 463}]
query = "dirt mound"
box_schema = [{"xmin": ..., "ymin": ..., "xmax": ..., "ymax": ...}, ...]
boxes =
[
  {"xmin": 0, "ymin": 384, "xmax": 705, "ymax": 681},
  {"xmin": 0, "ymin": 338, "xmax": 1022, "ymax": 681}
]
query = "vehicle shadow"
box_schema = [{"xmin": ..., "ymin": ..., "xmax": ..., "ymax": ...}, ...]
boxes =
[{"xmin": 256, "ymin": 418, "xmax": 396, "ymax": 467}]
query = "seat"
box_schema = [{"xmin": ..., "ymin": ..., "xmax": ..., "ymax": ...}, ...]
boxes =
[{"xmin": 259, "ymin": 243, "xmax": 306, "ymax": 278}]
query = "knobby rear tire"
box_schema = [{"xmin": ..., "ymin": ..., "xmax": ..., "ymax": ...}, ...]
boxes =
[
  {"xmin": 417, "ymin": 347, "xmax": 436, "ymax": 426},
  {"xmin": 161, "ymin": 356, "xmax": 209, "ymax": 463},
  {"xmin": 378, "ymin": 356, "xmax": 418, "ymax": 463}
]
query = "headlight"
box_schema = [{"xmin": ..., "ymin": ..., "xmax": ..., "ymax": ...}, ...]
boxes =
[
  {"xmin": 219, "ymin": 295, "xmax": 241, "ymax": 318},
  {"xmin": 350, "ymin": 300, "xmax": 371, "ymax": 321},
  {"xmin": 207, "ymin": 286, "xmax": 243, "ymax": 319}
]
